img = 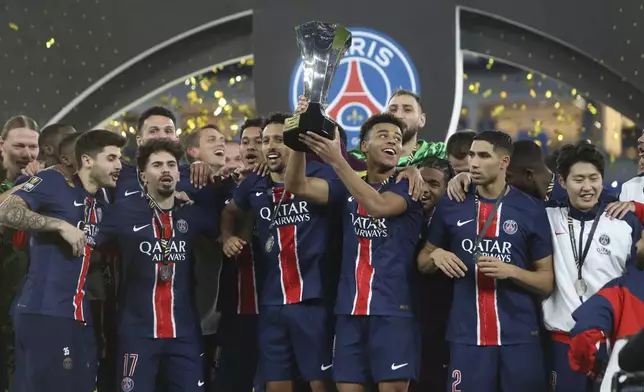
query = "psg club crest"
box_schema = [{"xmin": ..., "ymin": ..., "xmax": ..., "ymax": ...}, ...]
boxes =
[
  {"xmin": 176, "ymin": 219, "xmax": 188, "ymax": 234},
  {"xmin": 289, "ymin": 27, "xmax": 420, "ymax": 148},
  {"xmin": 599, "ymin": 234, "xmax": 610, "ymax": 246},
  {"xmin": 502, "ymin": 220, "xmax": 518, "ymax": 235}
]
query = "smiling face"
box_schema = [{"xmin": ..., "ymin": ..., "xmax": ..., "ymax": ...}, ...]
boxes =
[
  {"xmin": 262, "ymin": 123, "xmax": 290, "ymax": 173},
  {"xmin": 193, "ymin": 127, "xmax": 226, "ymax": 168},
  {"xmin": 419, "ymin": 166, "xmax": 447, "ymax": 213},
  {"xmin": 240, "ymin": 126, "xmax": 262, "ymax": 168},
  {"xmin": 360, "ymin": 122, "xmax": 403, "ymax": 170},
  {"xmin": 560, "ymin": 161, "xmax": 603, "ymax": 211}
]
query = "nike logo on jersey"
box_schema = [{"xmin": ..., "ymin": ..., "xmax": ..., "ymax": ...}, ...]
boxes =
[
  {"xmin": 124, "ymin": 190, "xmax": 139, "ymax": 196},
  {"xmin": 256, "ymin": 192, "xmax": 263, "ymax": 196},
  {"xmin": 457, "ymin": 219, "xmax": 473, "ymax": 227},
  {"xmin": 133, "ymin": 224, "xmax": 150, "ymax": 232},
  {"xmin": 73, "ymin": 201, "xmax": 84, "ymax": 207},
  {"xmin": 348, "ymin": 196, "xmax": 354, "ymax": 202},
  {"xmin": 391, "ymin": 363, "xmax": 408, "ymax": 370},
  {"xmin": 225, "ymin": 199, "xmax": 231, "ymax": 205},
  {"xmin": 197, "ymin": 380, "xmax": 204, "ymax": 386},
  {"xmin": 321, "ymin": 364, "xmax": 332, "ymax": 371}
]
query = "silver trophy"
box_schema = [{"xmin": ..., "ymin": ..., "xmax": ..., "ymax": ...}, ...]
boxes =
[{"xmin": 284, "ymin": 21, "xmax": 352, "ymax": 152}]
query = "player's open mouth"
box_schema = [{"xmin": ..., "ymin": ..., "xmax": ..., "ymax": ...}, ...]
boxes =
[
  {"xmin": 382, "ymin": 148, "xmax": 396, "ymax": 157},
  {"xmin": 214, "ymin": 149, "xmax": 225, "ymax": 157},
  {"xmin": 580, "ymin": 192, "xmax": 594, "ymax": 202},
  {"xmin": 160, "ymin": 176, "xmax": 173, "ymax": 184},
  {"xmin": 245, "ymin": 153, "xmax": 258, "ymax": 161},
  {"xmin": 110, "ymin": 172, "xmax": 120, "ymax": 182},
  {"xmin": 638, "ymin": 145, "xmax": 644, "ymax": 156},
  {"xmin": 267, "ymin": 151, "xmax": 281, "ymax": 163}
]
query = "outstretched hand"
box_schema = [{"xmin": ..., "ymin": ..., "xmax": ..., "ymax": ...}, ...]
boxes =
[{"xmin": 298, "ymin": 127, "xmax": 343, "ymax": 165}]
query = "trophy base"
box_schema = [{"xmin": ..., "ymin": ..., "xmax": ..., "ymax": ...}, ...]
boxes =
[{"xmin": 284, "ymin": 103, "xmax": 337, "ymax": 153}]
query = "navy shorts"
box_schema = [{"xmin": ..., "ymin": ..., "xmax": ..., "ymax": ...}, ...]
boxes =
[
  {"xmin": 333, "ymin": 315, "xmax": 420, "ymax": 384},
  {"xmin": 213, "ymin": 314, "xmax": 259, "ymax": 392},
  {"xmin": 117, "ymin": 335, "xmax": 204, "ymax": 392},
  {"xmin": 447, "ymin": 343, "xmax": 545, "ymax": 392},
  {"xmin": 547, "ymin": 339, "xmax": 602, "ymax": 392},
  {"xmin": 258, "ymin": 300, "xmax": 333, "ymax": 382},
  {"xmin": 11, "ymin": 313, "xmax": 97, "ymax": 392}
]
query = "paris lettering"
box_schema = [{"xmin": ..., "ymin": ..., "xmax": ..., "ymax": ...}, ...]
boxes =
[
  {"xmin": 350, "ymin": 213, "xmax": 388, "ymax": 238},
  {"xmin": 139, "ymin": 240, "xmax": 187, "ymax": 262},
  {"xmin": 461, "ymin": 238, "xmax": 513, "ymax": 263},
  {"xmin": 348, "ymin": 37, "xmax": 394, "ymax": 68},
  {"xmin": 259, "ymin": 200, "xmax": 311, "ymax": 226}
]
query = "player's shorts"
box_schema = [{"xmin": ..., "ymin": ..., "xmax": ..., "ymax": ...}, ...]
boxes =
[
  {"xmin": 212, "ymin": 313, "xmax": 259, "ymax": 392},
  {"xmin": 11, "ymin": 313, "xmax": 97, "ymax": 392},
  {"xmin": 333, "ymin": 315, "xmax": 420, "ymax": 384},
  {"xmin": 258, "ymin": 299, "xmax": 333, "ymax": 382},
  {"xmin": 116, "ymin": 334, "xmax": 204, "ymax": 392},
  {"xmin": 547, "ymin": 336, "xmax": 603, "ymax": 392},
  {"xmin": 447, "ymin": 343, "xmax": 545, "ymax": 392}
]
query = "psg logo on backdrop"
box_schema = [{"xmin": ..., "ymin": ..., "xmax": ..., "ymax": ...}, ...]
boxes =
[{"xmin": 289, "ymin": 27, "xmax": 420, "ymax": 148}]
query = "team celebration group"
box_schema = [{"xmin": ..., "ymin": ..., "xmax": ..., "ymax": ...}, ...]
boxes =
[{"xmin": 1, "ymin": 88, "xmax": 644, "ymax": 392}]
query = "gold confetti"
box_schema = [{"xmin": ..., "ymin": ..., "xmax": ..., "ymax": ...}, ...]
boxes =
[
  {"xmin": 46, "ymin": 38, "xmax": 56, "ymax": 48},
  {"xmin": 8, "ymin": 22, "xmax": 18, "ymax": 31}
]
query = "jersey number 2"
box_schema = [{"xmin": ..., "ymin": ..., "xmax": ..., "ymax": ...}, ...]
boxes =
[{"xmin": 452, "ymin": 369, "xmax": 462, "ymax": 392}]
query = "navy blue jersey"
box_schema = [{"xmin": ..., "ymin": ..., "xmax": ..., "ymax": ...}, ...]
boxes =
[
  {"xmin": 97, "ymin": 196, "xmax": 217, "ymax": 338},
  {"xmin": 13, "ymin": 169, "xmax": 104, "ymax": 324},
  {"xmin": 232, "ymin": 162, "xmax": 336, "ymax": 306},
  {"xmin": 113, "ymin": 161, "xmax": 207, "ymax": 202},
  {"xmin": 426, "ymin": 185, "xmax": 553, "ymax": 345},
  {"xmin": 328, "ymin": 178, "xmax": 423, "ymax": 317}
]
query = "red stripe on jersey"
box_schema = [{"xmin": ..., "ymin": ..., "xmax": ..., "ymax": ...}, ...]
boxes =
[
  {"xmin": 476, "ymin": 201, "xmax": 501, "ymax": 346},
  {"xmin": 273, "ymin": 188, "xmax": 303, "ymax": 304},
  {"xmin": 73, "ymin": 198, "xmax": 96, "ymax": 322},
  {"xmin": 236, "ymin": 245, "xmax": 258, "ymax": 314},
  {"xmin": 152, "ymin": 212, "xmax": 176, "ymax": 338},
  {"xmin": 352, "ymin": 204, "xmax": 375, "ymax": 315}
]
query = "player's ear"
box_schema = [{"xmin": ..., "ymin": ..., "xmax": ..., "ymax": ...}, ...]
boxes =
[
  {"xmin": 418, "ymin": 112, "xmax": 426, "ymax": 128},
  {"xmin": 135, "ymin": 135, "xmax": 142, "ymax": 147},
  {"xmin": 360, "ymin": 139, "xmax": 367, "ymax": 154},
  {"xmin": 524, "ymin": 167, "xmax": 534, "ymax": 181},
  {"xmin": 80, "ymin": 153, "xmax": 92, "ymax": 169},
  {"xmin": 557, "ymin": 173, "xmax": 566, "ymax": 190},
  {"xmin": 499, "ymin": 154, "xmax": 510, "ymax": 170},
  {"xmin": 140, "ymin": 171, "xmax": 147, "ymax": 185},
  {"xmin": 187, "ymin": 147, "xmax": 198, "ymax": 161}
]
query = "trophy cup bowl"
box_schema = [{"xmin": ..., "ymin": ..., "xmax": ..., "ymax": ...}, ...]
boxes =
[{"xmin": 284, "ymin": 21, "xmax": 352, "ymax": 153}]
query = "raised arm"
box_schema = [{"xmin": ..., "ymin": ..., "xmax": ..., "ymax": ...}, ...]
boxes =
[
  {"xmin": 284, "ymin": 151, "xmax": 330, "ymax": 205},
  {"xmin": 332, "ymin": 157, "xmax": 408, "ymax": 218}
]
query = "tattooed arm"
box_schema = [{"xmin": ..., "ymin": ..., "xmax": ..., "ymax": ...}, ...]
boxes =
[
  {"xmin": 0, "ymin": 195, "xmax": 87, "ymax": 256},
  {"xmin": 0, "ymin": 195, "xmax": 65, "ymax": 232}
]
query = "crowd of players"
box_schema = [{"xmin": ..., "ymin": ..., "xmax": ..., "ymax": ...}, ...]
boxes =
[{"xmin": 1, "ymin": 88, "xmax": 644, "ymax": 392}]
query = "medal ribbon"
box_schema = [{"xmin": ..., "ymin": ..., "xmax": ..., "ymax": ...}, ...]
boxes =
[
  {"xmin": 146, "ymin": 193, "xmax": 173, "ymax": 266},
  {"xmin": 266, "ymin": 186, "xmax": 288, "ymax": 236},
  {"xmin": 544, "ymin": 173, "xmax": 555, "ymax": 201},
  {"xmin": 472, "ymin": 184, "xmax": 509, "ymax": 259},
  {"xmin": 567, "ymin": 203, "xmax": 604, "ymax": 301}
]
